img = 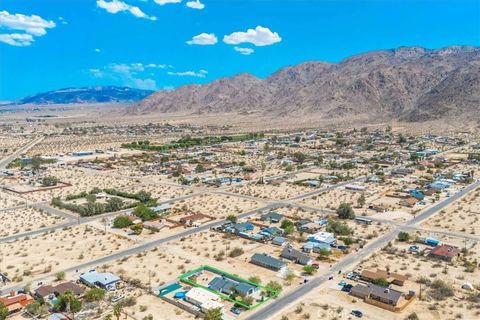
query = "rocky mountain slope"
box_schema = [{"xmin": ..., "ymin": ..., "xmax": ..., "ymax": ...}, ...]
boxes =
[
  {"xmin": 130, "ymin": 46, "xmax": 479, "ymax": 122},
  {"xmin": 15, "ymin": 86, "xmax": 153, "ymax": 105}
]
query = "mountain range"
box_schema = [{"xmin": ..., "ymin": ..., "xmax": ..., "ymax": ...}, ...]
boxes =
[
  {"xmin": 129, "ymin": 46, "xmax": 480, "ymax": 123},
  {"xmin": 13, "ymin": 86, "xmax": 153, "ymax": 105}
]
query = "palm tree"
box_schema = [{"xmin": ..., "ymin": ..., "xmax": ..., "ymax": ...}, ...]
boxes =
[{"xmin": 104, "ymin": 315, "xmax": 113, "ymax": 320}]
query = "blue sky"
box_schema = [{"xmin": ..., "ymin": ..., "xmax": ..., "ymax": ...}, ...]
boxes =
[{"xmin": 0, "ymin": 0, "xmax": 479, "ymax": 100}]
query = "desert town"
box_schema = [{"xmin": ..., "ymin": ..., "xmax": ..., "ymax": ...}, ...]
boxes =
[{"xmin": 0, "ymin": 119, "xmax": 479, "ymax": 320}]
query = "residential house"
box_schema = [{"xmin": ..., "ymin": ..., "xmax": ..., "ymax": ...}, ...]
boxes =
[
  {"xmin": 35, "ymin": 282, "xmax": 85, "ymax": 299},
  {"xmin": 185, "ymin": 287, "xmax": 224, "ymax": 312},
  {"xmin": 250, "ymin": 253, "xmax": 287, "ymax": 271},
  {"xmin": 280, "ymin": 246, "xmax": 312, "ymax": 265},
  {"xmin": 350, "ymin": 284, "xmax": 403, "ymax": 306},
  {"xmin": 0, "ymin": 292, "xmax": 34, "ymax": 315},
  {"xmin": 307, "ymin": 231, "xmax": 336, "ymax": 246},
  {"xmin": 80, "ymin": 270, "xmax": 120, "ymax": 290},
  {"xmin": 271, "ymin": 236, "xmax": 287, "ymax": 246},
  {"xmin": 260, "ymin": 212, "xmax": 284, "ymax": 223},
  {"xmin": 208, "ymin": 277, "xmax": 258, "ymax": 297},
  {"xmin": 428, "ymin": 244, "xmax": 460, "ymax": 262},
  {"xmin": 360, "ymin": 269, "xmax": 408, "ymax": 286}
]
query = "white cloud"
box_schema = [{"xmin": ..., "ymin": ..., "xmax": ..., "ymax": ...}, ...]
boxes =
[
  {"xmin": 186, "ymin": 33, "xmax": 217, "ymax": 45},
  {"xmin": 186, "ymin": 0, "xmax": 205, "ymax": 10},
  {"xmin": 168, "ymin": 69, "xmax": 207, "ymax": 78},
  {"xmin": 223, "ymin": 26, "xmax": 281, "ymax": 46},
  {"xmin": 89, "ymin": 68, "xmax": 104, "ymax": 78},
  {"xmin": 154, "ymin": 0, "xmax": 182, "ymax": 5},
  {"xmin": 95, "ymin": 48, "xmax": 101, "ymax": 53},
  {"xmin": 234, "ymin": 46, "xmax": 254, "ymax": 55},
  {"xmin": 0, "ymin": 33, "xmax": 34, "ymax": 46},
  {"xmin": 58, "ymin": 16, "xmax": 68, "ymax": 25},
  {"xmin": 132, "ymin": 78, "xmax": 157, "ymax": 90},
  {"xmin": 96, "ymin": 0, "xmax": 156, "ymax": 20},
  {"xmin": 0, "ymin": 10, "xmax": 56, "ymax": 36},
  {"xmin": 89, "ymin": 62, "xmax": 160, "ymax": 90}
]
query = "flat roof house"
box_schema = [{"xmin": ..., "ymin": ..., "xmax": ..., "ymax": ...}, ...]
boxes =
[
  {"xmin": 80, "ymin": 270, "xmax": 120, "ymax": 290},
  {"xmin": 281, "ymin": 246, "xmax": 312, "ymax": 265},
  {"xmin": 250, "ymin": 253, "xmax": 287, "ymax": 271},
  {"xmin": 307, "ymin": 231, "xmax": 336, "ymax": 245},
  {"xmin": 185, "ymin": 287, "xmax": 224, "ymax": 312}
]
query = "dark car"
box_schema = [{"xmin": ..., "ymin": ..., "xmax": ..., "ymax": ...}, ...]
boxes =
[
  {"xmin": 230, "ymin": 307, "xmax": 242, "ymax": 315},
  {"xmin": 341, "ymin": 284, "xmax": 353, "ymax": 292},
  {"xmin": 351, "ymin": 310, "xmax": 363, "ymax": 318}
]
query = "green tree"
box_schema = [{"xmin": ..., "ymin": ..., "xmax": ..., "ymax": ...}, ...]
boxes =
[
  {"xmin": 84, "ymin": 288, "xmax": 106, "ymax": 302},
  {"xmin": 195, "ymin": 164, "xmax": 205, "ymax": 173},
  {"xmin": 248, "ymin": 276, "xmax": 261, "ymax": 284},
  {"xmin": 226, "ymin": 214, "xmax": 237, "ymax": 223},
  {"xmin": 113, "ymin": 304, "xmax": 123, "ymax": 320},
  {"xmin": 31, "ymin": 155, "xmax": 42, "ymax": 173},
  {"xmin": 293, "ymin": 152, "xmax": 306, "ymax": 164},
  {"xmin": 104, "ymin": 314, "xmax": 113, "ymax": 320},
  {"xmin": 303, "ymin": 265, "xmax": 317, "ymax": 275},
  {"xmin": 357, "ymin": 194, "xmax": 366, "ymax": 208},
  {"xmin": 318, "ymin": 248, "xmax": 331, "ymax": 260},
  {"xmin": 42, "ymin": 176, "xmax": 59, "ymax": 187},
  {"xmin": 0, "ymin": 301, "xmax": 8, "ymax": 320},
  {"xmin": 54, "ymin": 290, "xmax": 82, "ymax": 319},
  {"xmin": 265, "ymin": 281, "xmax": 283, "ymax": 296},
  {"xmin": 106, "ymin": 197, "xmax": 124, "ymax": 212},
  {"xmin": 55, "ymin": 271, "xmax": 66, "ymax": 281},
  {"xmin": 204, "ymin": 307, "xmax": 222, "ymax": 320},
  {"xmin": 134, "ymin": 204, "xmax": 158, "ymax": 221},
  {"xmin": 398, "ymin": 232, "xmax": 411, "ymax": 242},
  {"xmin": 130, "ymin": 224, "xmax": 143, "ymax": 235},
  {"xmin": 25, "ymin": 301, "xmax": 48, "ymax": 317},
  {"xmin": 336, "ymin": 203, "xmax": 355, "ymax": 219},
  {"xmin": 113, "ymin": 216, "xmax": 133, "ymax": 228},
  {"xmin": 372, "ymin": 278, "xmax": 390, "ymax": 287},
  {"xmin": 280, "ymin": 219, "xmax": 294, "ymax": 229}
]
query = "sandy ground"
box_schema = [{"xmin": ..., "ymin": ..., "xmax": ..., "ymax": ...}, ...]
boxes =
[
  {"xmin": 0, "ymin": 206, "xmax": 66, "ymax": 237},
  {"xmin": 0, "ymin": 190, "xmax": 26, "ymax": 208},
  {"xmin": 0, "ymin": 224, "xmax": 135, "ymax": 284},
  {"xmin": 171, "ymin": 193, "xmax": 263, "ymax": 218},
  {"xmin": 422, "ymin": 187, "xmax": 480, "ymax": 235},
  {"xmin": 229, "ymin": 183, "xmax": 313, "ymax": 200},
  {"xmin": 273, "ymin": 233, "xmax": 480, "ymax": 320}
]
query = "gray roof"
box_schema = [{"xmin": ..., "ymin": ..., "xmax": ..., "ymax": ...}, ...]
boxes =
[
  {"xmin": 280, "ymin": 247, "xmax": 312, "ymax": 265},
  {"xmin": 251, "ymin": 253, "xmax": 286, "ymax": 270},
  {"xmin": 260, "ymin": 212, "xmax": 284, "ymax": 222},
  {"xmin": 351, "ymin": 284, "xmax": 402, "ymax": 304},
  {"xmin": 208, "ymin": 276, "xmax": 257, "ymax": 296}
]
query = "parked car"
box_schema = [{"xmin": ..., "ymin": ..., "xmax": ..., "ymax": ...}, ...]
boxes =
[
  {"xmin": 230, "ymin": 307, "xmax": 242, "ymax": 315},
  {"xmin": 351, "ymin": 310, "xmax": 363, "ymax": 318}
]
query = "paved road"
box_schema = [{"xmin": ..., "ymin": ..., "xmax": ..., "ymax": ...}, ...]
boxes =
[
  {"xmin": 245, "ymin": 180, "xmax": 480, "ymax": 320},
  {"xmin": 0, "ymin": 192, "xmax": 206, "ymax": 244},
  {"xmin": 406, "ymin": 180, "xmax": 480, "ymax": 226},
  {"xmin": 1, "ymin": 202, "xmax": 283, "ymax": 293},
  {"xmin": 246, "ymin": 229, "xmax": 399, "ymax": 320},
  {"xmin": 0, "ymin": 137, "xmax": 44, "ymax": 170}
]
